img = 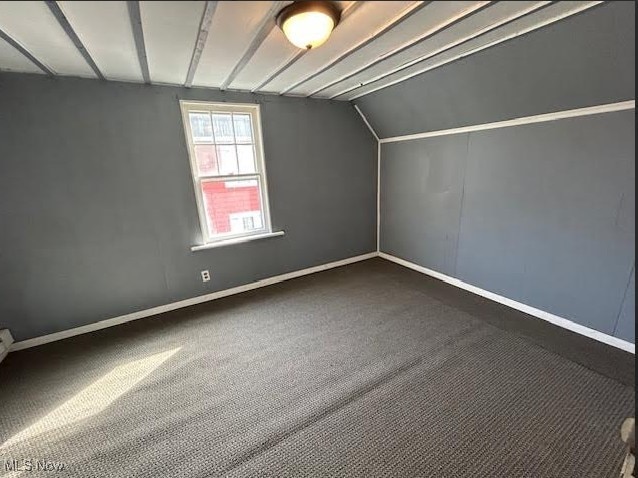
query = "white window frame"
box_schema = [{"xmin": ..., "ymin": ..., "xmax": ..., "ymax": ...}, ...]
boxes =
[{"xmin": 180, "ymin": 101, "xmax": 273, "ymax": 246}]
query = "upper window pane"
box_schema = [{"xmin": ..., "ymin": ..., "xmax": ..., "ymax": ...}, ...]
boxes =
[
  {"xmin": 188, "ymin": 110, "xmax": 256, "ymax": 177},
  {"xmin": 194, "ymin": 144, "xmax": 218, "ymax": 175},
  {"xmin": 212, "ymin": 113, "xmax": 234, "ymax": 143},
  {"xmin": 237, "ymin": 144, "xmax": 256, "ymax": 174},
  {"xmin": 233, "ymin": 114, "xmax": 253, "ymax": 143},
  {"xmin": 217, "ymin": 145, "xmax": 239, "ymax": 175},
  {"xmin": 189, "ymin": 113, "xmax": 213, "ymax": 143}
]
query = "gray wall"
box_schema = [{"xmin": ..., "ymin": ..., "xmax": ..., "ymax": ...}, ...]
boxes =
[
  {"xmin": 381, "ymin": 111, "xmax": 635, "ymax": 342},
  {"xmin": 355, "ymin": 1, "xmax": 635, "ymax": 139},
  {"xmin": 0, "ymin": 74, "xmax": 377, "ymax": 341},
  {"xmin": 373, "ymin": 2, "xmax": 636, "ymax": 343}
]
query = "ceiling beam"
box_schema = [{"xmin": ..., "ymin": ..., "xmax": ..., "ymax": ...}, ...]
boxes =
[
  {"xmin": 45, "ymin": 1, "xmax": 105, "ymax": 80},
  {"xmin": 336, "ymin": 1, "xmax": 556, "ymax": 100},
  {"xmin": 127, "ymin": 1, "xmax": 151, "ymax": 84},
  {"xmin": 0, "ymin": 28, "xmax": 54, "ymax": 76},
  {"xmin": 185, "ymin": 1, "xmax": 218, "ymax": 87},
  {"xmin": 251, "ymin": 0, "xmax": 364, "ymax": 93},
  {"xmin": 251, "ymin": 50, "xmax": 305, "ymax": 93},
  {"xmin": 303, "ymin": 1, "xmax": 492, "ymax": 98},
  {"xmin": 219, "ymin": 1, "xmax": 286, "ymax": 91},
  {"xmin": 346, "ymin": 1, "xmax": 602, "ymax": 101},
  {"xmin": 277, "ymin": 1, "xmax": 429, "ymax": 96}
]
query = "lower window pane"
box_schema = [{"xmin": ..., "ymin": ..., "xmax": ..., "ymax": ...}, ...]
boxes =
[{"xmin": 201, "ymin": 179, "xmax": 264, "ymax": 236}]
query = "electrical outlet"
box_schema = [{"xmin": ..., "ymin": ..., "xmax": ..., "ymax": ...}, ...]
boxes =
[{"xmin": 201, "ymin": 270, "xmax": 210, "ymax": 282}]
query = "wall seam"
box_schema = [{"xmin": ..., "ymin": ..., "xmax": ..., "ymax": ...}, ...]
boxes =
[
  {"xmin": 612, "ymin": 261, "xmax": 635, "ymax": 336},
  {"xmin": 352, "ymin": 104, "xmax": 381, "ymax": 252},
  {"xmin": 452, "ymin": 133, "xmax": 470, "ymax": 278},
  {"xmin": 377, "ymin": 141, "xmax": 381, "ymax": 252}
]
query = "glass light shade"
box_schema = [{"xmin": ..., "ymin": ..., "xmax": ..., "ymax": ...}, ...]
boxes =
[{"xmin": 281, "ymin": 11, "xmax": 336, "ymax": 50}]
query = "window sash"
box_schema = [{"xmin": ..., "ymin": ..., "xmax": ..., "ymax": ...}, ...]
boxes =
[
  {"xmin": 180, "ymin": 101, "xmax": 272, "ymax": 244},
  {"xmin": 189, "ymin": 111, "xmax": 257, "ymax": 177},
  {"xmin": 198, "ymin": 175, "xmax": 268, "ymax": 241}
]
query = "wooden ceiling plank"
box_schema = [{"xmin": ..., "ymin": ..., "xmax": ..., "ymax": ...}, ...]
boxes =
[
  {"xmin": 307, "ymin": 1, "xmax": 492, "ymax": 98},
  {"xmin": 45, "ymin": 0, "xmax": 104, "ymax": 80},
  {"xmin": 220, "ymin": 1, "xmax": 286, "ymax": 91},
  {"xmin": 127, "ymin": 1, "xmax": 150, "ymax": 84},
  {"xmin": 0, "ymin": 27, "xmax": 54, "ymax": 75},
  {"xmin": 251, "ymin": 1, "xmax": 364, "ymax": 93},
  {"xmin": 185, "ymin": 1, "xmax": 218, "ymax": 87},
  {"xmin": 346, "ymin": 1, "xmax": 602, "ymax": 100},
  {"xmin": 279, "ymin": 1, "xmax": 429, "ymax": 96}
]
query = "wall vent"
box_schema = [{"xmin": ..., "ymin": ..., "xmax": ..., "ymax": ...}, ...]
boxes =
[{"xmin": 0, "ymin": 329, "xmax": 14, "ymax": 364}]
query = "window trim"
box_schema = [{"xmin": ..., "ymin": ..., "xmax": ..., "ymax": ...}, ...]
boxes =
[
  {"xmin": 179, "ymin": 100, "xmax": 274, "ymax": 245},
  {"xmin": 190, "ymin": 230, "xmax": 285, "ymax": 251}
]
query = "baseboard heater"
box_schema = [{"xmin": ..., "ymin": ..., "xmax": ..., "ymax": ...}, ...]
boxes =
[{"xmin": 0, "ymin": 329, "xmax": 14, "ymax": 364}]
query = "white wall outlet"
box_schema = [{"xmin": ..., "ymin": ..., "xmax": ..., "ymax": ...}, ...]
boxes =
[{"xmin": 201, "ymin": 270, "xmax": 211, "ymax": 282}]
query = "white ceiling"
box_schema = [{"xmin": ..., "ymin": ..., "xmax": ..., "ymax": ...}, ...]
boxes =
[{"xmin": 0, "ymin": 1, "xmax": 601, "ymax": 100}]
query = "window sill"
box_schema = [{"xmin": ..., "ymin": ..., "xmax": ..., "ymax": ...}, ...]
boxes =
[{"xmin": 191, "ymin": 231, "xmax": 285, "ymax": 251}]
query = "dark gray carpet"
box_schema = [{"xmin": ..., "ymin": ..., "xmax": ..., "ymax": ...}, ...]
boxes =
[{"xmin": 0, "ymin": 258, "xmax": 634, "ymax": 477}]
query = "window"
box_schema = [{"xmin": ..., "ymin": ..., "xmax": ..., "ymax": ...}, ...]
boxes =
[{"xmin": 180, "ymin": 101, "xmax": 273, "ymax": 245}]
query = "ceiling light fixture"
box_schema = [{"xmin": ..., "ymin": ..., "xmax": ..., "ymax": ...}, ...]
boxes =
[{"xmin": 277, "ymin": 1, "xmax": 341, "ymax": 50}]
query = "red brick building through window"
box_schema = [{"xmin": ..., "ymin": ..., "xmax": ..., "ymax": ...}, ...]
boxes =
[{"xmin": 201, "ymin": 180, "xmax": 263, "ymax": 235}]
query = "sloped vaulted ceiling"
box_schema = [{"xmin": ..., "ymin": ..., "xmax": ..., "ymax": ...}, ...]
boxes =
[{"xmin": 0, "ymin": 1, "xmax": 605, "ymax": 101}]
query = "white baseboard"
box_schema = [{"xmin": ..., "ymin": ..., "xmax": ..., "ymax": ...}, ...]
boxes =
[
  {"xmin": 10, "ymin": 251, "xmax": 634, "ymax": 355},
  {"xmin": 379, "ymin": 252, "xmax": 635, "ymax": 354},
  {"xmin": 0, "ymin": 329, "xmax": 14, "ymax": 363},
  {"xmin": 10, "ymin": 252, "xmax": 377, "ymax": 352}
]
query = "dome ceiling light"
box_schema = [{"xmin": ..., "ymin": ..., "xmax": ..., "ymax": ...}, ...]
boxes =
[{"xmin": 276, "ymin": 1, "xmax": 341, "ymax": 50}]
